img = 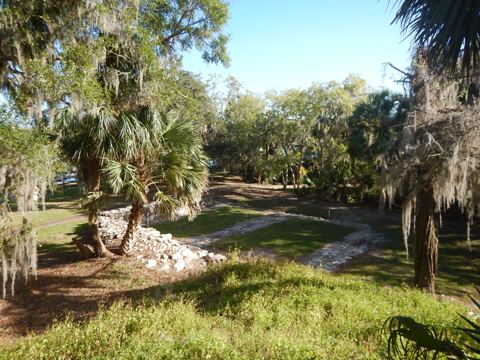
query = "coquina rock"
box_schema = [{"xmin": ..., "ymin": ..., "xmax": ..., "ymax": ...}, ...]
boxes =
[
  {"xmin": 98, "ymin": 202, "xmax": 225, "ymax": 272},
  {"xmin": 100, "ymin": 197, "xmax": 215, "ymax": 226}
]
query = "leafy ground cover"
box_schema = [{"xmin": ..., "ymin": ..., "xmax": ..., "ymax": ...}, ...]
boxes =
[
  {"xmin": 154, "ymin": 206, "xmax": 263, "ymax": 237},
  {"xmin": 215, "ymin": 219, "xmax": 354, "ymax": 258},
  {"xmin": 0, "ymin": 259, "xmax": 467, "ymax": 359}
]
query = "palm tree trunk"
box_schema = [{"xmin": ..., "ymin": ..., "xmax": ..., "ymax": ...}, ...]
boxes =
[
  {"xmin": 88, "ymin": 162, "xmax": 111, "ymax": 257},
  {"xmin": 119, "ymin": 154, "xmax": 148, "ymax": 255},
  {"xmin": 414, "ymin": 187, "xmax": 438, "ymax": 295},
  {"xmin": 119, "ymin": 201, "xmax": 144, "ymax": 255}
]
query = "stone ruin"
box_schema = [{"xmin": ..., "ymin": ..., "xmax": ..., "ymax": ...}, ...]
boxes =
[{"xmin": 99, "ymin": 199, "xmax": 225, "ymax": 272}]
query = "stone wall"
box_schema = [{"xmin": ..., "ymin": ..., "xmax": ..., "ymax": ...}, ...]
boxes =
[
  {"xmin": 98, "ymin": 197, "xmax": 225, "ymax": 272},
  {"xmin": 100, "ymin": 197, "xmax": 215, "ymax": 226}
]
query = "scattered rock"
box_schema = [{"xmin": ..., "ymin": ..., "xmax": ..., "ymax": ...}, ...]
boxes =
[
  {"xmin": 98, "ymin": 211, "xmax": 225, "ymax": 273},
  {"xmin": 173, "ymin": 259, "xmax": 186, "ymax": 272},
  {"xmin": 300, "ymin": 211, "xmax": 391, "ymax": 272},
  {"xmin": 146, "ymin": 259, "xmax": 157, "ymax": 269},
  {"xmin": 206, "ymin": 253, "xmax": 227, "ymax": 263}
]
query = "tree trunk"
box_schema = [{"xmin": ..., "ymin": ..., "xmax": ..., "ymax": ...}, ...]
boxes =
[
  {"xmin": 72, "ymin": 236, "xmax": 95, "ymax": 258},
  {"xmin": 119, "ymin": 154, "xmax": 148, "ymax": 255},
  {"xmin": 290, "ymin": 165, "xmax": 297, "ymax": 190},
  {"xmin": 257, "ymin": 171, "xmax": 262, "ymax": 184},
  {"xmin": 119, "ymin": 201, "xmax": 144, "ymax": 255},
  {"xmin": 413, "ymin": 187, "xmax": 438, "ymax": 295},
  {"xmin": 88, "ymin": 162, "xmax": 112, "ymax": 257}
]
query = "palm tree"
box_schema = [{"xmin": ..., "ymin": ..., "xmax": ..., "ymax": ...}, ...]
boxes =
[
  {"xmin": 57, "ymin": 108, "xmax": 117, "ymax": 257},
  {"xmin": 104, "ymin": 108, "xmax": 208, "ymax": 255},
  {"xmin": 393, "ymin": 0, "xmax": 480, "ymax": 78}
]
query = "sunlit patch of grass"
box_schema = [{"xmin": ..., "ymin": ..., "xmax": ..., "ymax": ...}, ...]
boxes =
[
  {"xmin": 36, "ymin": 221, "xmax": 87, "ymax": 253},
  {"xmin": 8, "ymin": 186, "xmax": 129, "ymax": 254},
  {"xmin": 216, "ymin": 219, "xmax": 354, "ymax": 258},
  {"xmin": 153, "ymin": 206, "xmax": 263, "ymax": 237}
]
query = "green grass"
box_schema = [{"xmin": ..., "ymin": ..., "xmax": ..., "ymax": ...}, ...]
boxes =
[
  {"xmin": 342, "ymin": 222, "xmax": 480, "ymax": 301},
  {"xmin": 9, "ymin": 186, "xmax": 128, "ymax": 254},
  {"xmin": 36, "ymin": 221, "xmax": 87, "ymax": 254},
  {"xmin": 154, "ymin": 206, "xmax": 263, "ymax": 237},
  {"xmin": 9, "ymin": 200, "xmax": 85, "ymax": 255},
  {"xmin": 1, "ymin": 259, "xmax": 468, "ymax": 359},
  {"xmin": 216, "ymin": 219, "xmax": 354, "ymax": 258}
]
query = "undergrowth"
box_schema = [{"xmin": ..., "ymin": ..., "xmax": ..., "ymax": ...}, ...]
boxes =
[{"xmin": 1, "ymin": 259, "xmax": 466, "ymax": 359}]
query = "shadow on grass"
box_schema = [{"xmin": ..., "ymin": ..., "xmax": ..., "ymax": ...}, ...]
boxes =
[
  {"xmin": 142, "ymin": 260, "xmax": 360, "ymax": 314},
  {"xmin": 243, "ymin": 197, "xmax": 335, "ymax": 220},
  {"xmin": 0, "ymin": 258, "xmax": 148, "ymax": 338},
  {"xmin": 341, "ymin": 223, "xmax": 480, "ymax": 299},
  {"xmin": 37, "ymin": 222, "xmax": 88, "ymax": 266}
]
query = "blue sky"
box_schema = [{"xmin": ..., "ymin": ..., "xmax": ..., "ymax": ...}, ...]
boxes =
[{"xmin": 182, "ymin": 0, "xmax": 413, "ymax": 94}]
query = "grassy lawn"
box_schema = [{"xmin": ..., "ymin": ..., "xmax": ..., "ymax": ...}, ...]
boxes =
[
  {"xmin": 153, "ymin": 206, "xmax": 263, "ymax": 237},
  {"xmin": 9, "ymin": 186, "xmax": 128, "ymax": 254},
  {"xmin": 216, "ymin": 219, "xmax": 354, "ymax": 258},
  {"xmin": 37, "ymin": 221, "xmax": 87, "ymax": 254},
  {"xmin": 1, "ymin": 259, "xmax": 469, "ymax": 359},
  {"xmin": 10, "ymin": 198, "xmax": 81, "ymax": 226},
  {"xmin": 8, "ymin": 189, "xmax": 80, "ymax": 256}
]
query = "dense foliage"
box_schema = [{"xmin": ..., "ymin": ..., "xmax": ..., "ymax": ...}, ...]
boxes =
[
  {"xmin": 0, "ymin": 0, "xmax": 229, "ymax": 123},
  {"xmin": 0, "ymin": 0, "xmax": 229, "ymax": 257},
  {"xmin": 206, "ymin": 76, "xmax": 408, "ymax": 204}
]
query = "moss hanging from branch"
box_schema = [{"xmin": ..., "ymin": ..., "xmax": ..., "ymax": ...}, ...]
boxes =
[
  {"xmin": 0, "ymin": 163, "xmax": 39, "ymax": 298},
  {"xmin": 0, "ymin": 215, "xmax": 37, "ymax": 298},
  {"xmin": 0, "ymin": 115, "xmax": 57, "ymax": 297},
  {"xmin": 382, "ymin": 55, "xmax": 480, "ymax": 258}
]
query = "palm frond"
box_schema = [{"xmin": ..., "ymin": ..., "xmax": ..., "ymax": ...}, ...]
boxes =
[
  {"xmin": 384, "ymin": 288, "xmax": 480, "ymax": 359},
  {"xmin": 383, "ymin": 316, "xmax": 467, "ymax": 359},
  {"xmin": 393, "ymin": 0, "xmax": 480, "ymax": 76},
  {"xmin": 457, "ymin": 287, "xmax": 480, "ymax": 356},
  {"xmin": 103, "ymin": 160, "xmax": 147, "ymax": 203},
  {"xmin": 77, "ymin": 191, "xmax": 104, "ymax": 221},
  {"xmin": 153, "ymin": 191, "xmax": 180, "ymax": 221}
]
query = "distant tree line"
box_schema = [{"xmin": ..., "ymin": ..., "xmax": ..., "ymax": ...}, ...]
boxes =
[{"xmin": 202, "ymin": 75, "xmax": 409, "ymax": 205}]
